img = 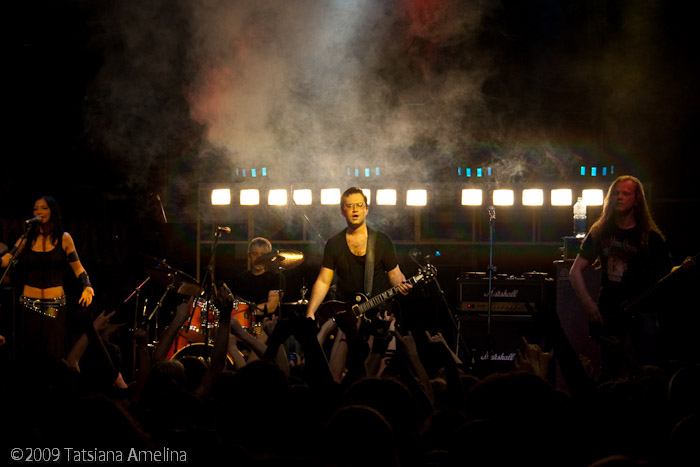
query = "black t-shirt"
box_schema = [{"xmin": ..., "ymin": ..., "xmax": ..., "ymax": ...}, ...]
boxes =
[
  {"xmin": 321, "ymin": 228, "xmax": 398, "ymax": 302},
  {"xmin": 24, "ymin": 241, "xmax": 66, "ymax": 289},
  {"xmin": 233, "ymin": 270, "xmax": 284, "ymax": 306},
  {"xmin": 579, "ymin": 226, "xmax": 672, "ymax": 312}
]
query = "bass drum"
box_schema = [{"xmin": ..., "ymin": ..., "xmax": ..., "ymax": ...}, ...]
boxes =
[{"xmin": 171, "ymin": 343, "xmax": 234, "ymax": 368}]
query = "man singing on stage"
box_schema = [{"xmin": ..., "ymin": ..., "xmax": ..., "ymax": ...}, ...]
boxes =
[{"xmin": 305, "ymin": 187, "xmax": 412, "ymax": 331}]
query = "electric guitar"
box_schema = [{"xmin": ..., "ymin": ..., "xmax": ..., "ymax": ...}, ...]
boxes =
[
  {"xmin": 620, "ymin": 253, "xmax": 698, "ymax": 316},
  {"xmin": 315, "ymin": 265, "xmax": 437, "ymax": 331}
]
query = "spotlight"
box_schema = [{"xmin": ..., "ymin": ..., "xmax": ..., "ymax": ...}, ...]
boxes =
[
  {"xmin": 376, "ymin": 189, "xmax": 397, "ymax": 205},
  {"xmin": 461, "ymin": 189, "xmax": 482, "ymax": 206},
  {"xmin": 551, "ymin": 189, "xmax": 573, "ymax": 206},
  {"xmin": 361, "ymin": 188, "xmax": 371, "ymax": 205},
  {"xmin": 406, "ymin": 189, "xmax": 427, "ymax": 206},
  {"xmin": 211, "ymin": 189, "xmax": 231, "ymax": 206},
  {"xmin": 240, "ymin": 189, "xmax": 260, "ymax": 206},
  {"xmin": 268, "ymin": 189, "xmax": 288, "ymax": 206},
  {"xmin": 522, "ymin": 189, "xmax": 544, "ymax": 206},
  {"xmin": 293, "ymin": 189, "xmax": 312, "ymax": 206},
  {"xmin": 321, "ymin": 188, "xmax": 341, "ymax": 205},
  {"xmin": 493, "ymin": 189, "xmax": 514, "ymax": 206},
  {"xmin": 582, "ymin": 189, "xmax": 604, "ymax": 206}
]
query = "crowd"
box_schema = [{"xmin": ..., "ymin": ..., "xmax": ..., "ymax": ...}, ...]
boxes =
[{"xmin": 1, "ymin": 293, "xmax": 698, "ymax": 467}]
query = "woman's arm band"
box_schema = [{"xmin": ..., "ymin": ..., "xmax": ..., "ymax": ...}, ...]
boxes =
[{"xmin": 78, "ymin": 271, "xmax": 92, "ymax": 289}]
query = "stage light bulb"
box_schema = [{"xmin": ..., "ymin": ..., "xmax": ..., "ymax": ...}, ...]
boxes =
[
  {"xmin": 240, "ymin": 189, "xmax": 260, "ymax": 206},
  {"xmin": 461, "ymin": 189, "xmax": 482, "ymax": 206},
  {"xmin": 211, "ymin": 189, "xmax": 231, "ymax": 206}
]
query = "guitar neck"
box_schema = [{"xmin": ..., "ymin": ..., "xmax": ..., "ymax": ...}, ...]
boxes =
[
  {"xmin": 622, "ymin": 253, "xmax": 698, "ymax": 313},
  {"xmin": 356, "ymin": 273, "xmax": 423, "ymax": 316}
]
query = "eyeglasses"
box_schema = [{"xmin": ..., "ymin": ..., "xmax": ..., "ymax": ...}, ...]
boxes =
[{"xmin": 344, "ymin": 202, "xmax": 365, "ymax": 209}]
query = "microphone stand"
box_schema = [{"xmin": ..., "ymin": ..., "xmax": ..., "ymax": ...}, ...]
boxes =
[
  {"xmin": 409, "ymin": 252, "xmax": 473, "ymax": 366},
  {"xmin": 124, "ymin": 276, "xmax": 150, "ymax": 377},
  {"xmin": 486, "ymin": 207, "xmax": 497, "ymax": 361},
  {"xmin": 0, "ymin": 227, "xmax": 30, "ymax": 364},
  {"xmin": 124, "ymin": 276, "xmax": 150, "ymax": 325},
  {"xmin": 195, "ymin": 228, "xmax": 224, "ymax": 345},
  {"xmin": 276, "ymin": 260, "xmax": 285, "ymax": 320},
  {"xmin": 0, "ymin": 229, "xmax": 30, "ymax": 285}
]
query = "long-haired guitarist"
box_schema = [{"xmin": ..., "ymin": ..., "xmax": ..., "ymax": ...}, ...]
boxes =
[
  {"xmin": 305, "ymin": 187, "xmax": 412, "ymax": 324},
  {"xmin": 569, "ymin": 175, "xmax": 674, "ymax": 380}
]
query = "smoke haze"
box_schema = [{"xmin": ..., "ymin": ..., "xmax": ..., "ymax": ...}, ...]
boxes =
[{"xmin": 14, "ymin": 0, "xmax": 693, "ymax": 218}]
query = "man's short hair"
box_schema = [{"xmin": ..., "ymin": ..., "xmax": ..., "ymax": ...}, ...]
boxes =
[
  {"xmin": 248, "ymin": 237, "xmax": 272, "ymax": 253},
  {"xmin": 342, "ymin": 187, "xmax": 368, "ymax": 205}
]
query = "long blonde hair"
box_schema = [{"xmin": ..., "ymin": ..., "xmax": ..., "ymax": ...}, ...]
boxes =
[{"xmin": 587, "ymin": 175, "xmax": 664, "ymax": 244}]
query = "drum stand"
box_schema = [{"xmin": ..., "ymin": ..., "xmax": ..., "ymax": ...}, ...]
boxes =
[
  {"xmin": 124, "ymin": 276, "xmax": 151, "ymax": 377},
  {"xmin": 124, "ymin": 276, "xmax": 150, "ymax": 329}
]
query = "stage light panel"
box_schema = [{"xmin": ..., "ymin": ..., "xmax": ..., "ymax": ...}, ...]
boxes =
[
  {"xmin": 240, "ymin": 189, "xmax": 260, "ymax": 206},
  {"xmin": 582, "ymin": 189, "xmax": 604, "ymax": 206},
  {"xmin": 551, "ymin": 189, "xmax": 573, "ymax": 206},
  {"xmin": 406, "ymin": 189, "xmax": 427, "ymax": 206},
  {"xmin": 522, "ymin": 189, "xmax": 544, "ymax": 206},
  {"xmin": 211, "ymin": 189, "xmax": 231, "ymax": 205},
  {"xmin": 321, "ymin": 188, "xmax": 341, "ymax": 205},
  {"xmin": 361, "ymin": 188, "xmax": 371, "ymax": 205},
  {"xmin": 268, "ymin": 189, "xmax": 287, "ymax": 206},
  {"xmin": 493, "ymin": 189, "xmax": 514, "ymax": 206},
  {"xmin": 293, "ymin": 189, "xmax": 312, "ymax": 205},
  {"xmin": 461, "ymin": 189, "xmax": 482, "ymax": 206},
  {"xmin": 376, "ymin": 189, "xmax": 397, "ymax": 205}
]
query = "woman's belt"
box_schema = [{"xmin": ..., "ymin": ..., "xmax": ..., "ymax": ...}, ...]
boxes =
[{"xmin": 20, "ymin": 295, "xmax": 67, "ymax": 319}]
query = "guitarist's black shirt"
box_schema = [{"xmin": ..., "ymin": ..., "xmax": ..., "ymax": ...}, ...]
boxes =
[
  {"xmin": 579, "ymin": 226, "xmax": 672, "ymax": 315},
  {"xmin": 321, "ymin": 228, "xmax": 398, "ymax": 302}
]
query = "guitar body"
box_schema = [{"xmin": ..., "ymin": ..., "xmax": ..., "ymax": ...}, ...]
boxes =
[
  {"xmin": 315, "ymin": 297, "xmax": 362, "ymax": 325},
  {"xmin": 315, "ymin": 296, "xmax": 371, "ymax": 339},
  {"xmin": 313, "ymin": 266, "xmax": 437, "ymax": 340}
]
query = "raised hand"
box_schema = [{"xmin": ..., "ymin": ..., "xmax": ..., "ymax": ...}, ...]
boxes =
[{"xmin": 515, "ymin": 336, "xmax": 554, "ymax": 379}]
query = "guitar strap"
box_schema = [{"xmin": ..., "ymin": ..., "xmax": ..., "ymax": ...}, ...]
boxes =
[{"xmin": 364, "ymin": 228, "xmax": 377, "ymax": 297}]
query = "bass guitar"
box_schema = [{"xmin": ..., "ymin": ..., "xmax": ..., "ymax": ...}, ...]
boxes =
[
  {"xmin": 315, "ymin": 265, "xmax": 437, "ymax": 331},
  {"xmin": 620, "ymin": 253, "xmax": 698, "ymax": 316}
]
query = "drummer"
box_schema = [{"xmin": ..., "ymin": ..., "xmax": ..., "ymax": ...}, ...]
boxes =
[{"xmin": 231, "ymin": 237, "xmax": 285, "ymax": 320}]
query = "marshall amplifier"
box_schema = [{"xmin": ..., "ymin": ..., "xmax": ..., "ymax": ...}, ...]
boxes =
[
  {"xmin": 456, "ymin": 272, "xmax": 553, "ymax": 376},
  {"xmin": 458, "ymin": 272, "xmax": 553, "ymax": 315}
]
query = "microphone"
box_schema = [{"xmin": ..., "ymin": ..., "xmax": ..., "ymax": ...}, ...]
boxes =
[
  {"xmin": 25, "ymin": 217, "xmax": 41, "ymax": 225},
  {"xmin": 487, "ymin": 206, "xmax": 496, "ymax": 222},
  {"xmin": 217, "ymin": 226, "xmax": 231, "ymax": 234}
]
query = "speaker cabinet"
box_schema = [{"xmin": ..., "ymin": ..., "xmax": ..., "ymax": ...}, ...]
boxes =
[{"xmin": 458, "ymin": 313, "xmax": 540, "ymax": 376}]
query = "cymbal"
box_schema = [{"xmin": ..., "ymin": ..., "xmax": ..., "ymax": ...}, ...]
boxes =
[
  {"xmin": 254, "ymin": 249, "xmax": 304, "ymax": 272},
  {"xmin": 145, "ymin": 262, "xmax": 200, "ymax": 296},
  {"xmin": 282, "ymin": 299, "xmax": 309, "ymax": 306},
  {"xmin": 138, "ymin": 252, "xmax": 170, "ymax": 269}
]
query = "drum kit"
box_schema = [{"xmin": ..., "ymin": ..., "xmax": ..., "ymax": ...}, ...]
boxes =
[{"xmin": 131, "ymin": 249, "xmax": 306, "ymax": 364}]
